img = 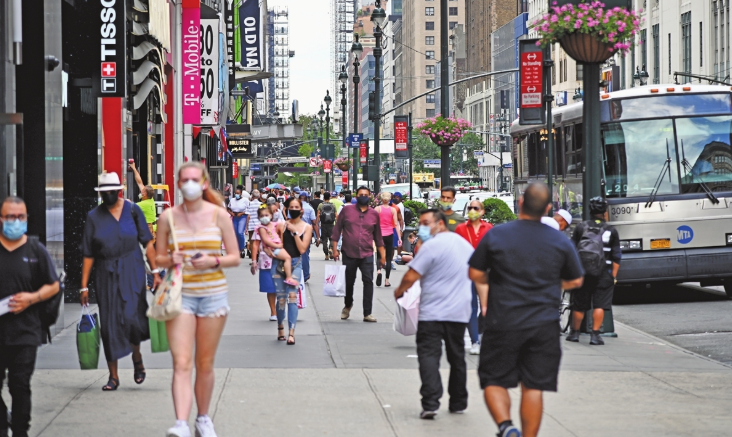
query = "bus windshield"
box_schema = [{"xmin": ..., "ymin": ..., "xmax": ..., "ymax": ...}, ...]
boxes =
[{"xmin": 676, "ymin": 115, "xmax": 732, "ymax": 193}]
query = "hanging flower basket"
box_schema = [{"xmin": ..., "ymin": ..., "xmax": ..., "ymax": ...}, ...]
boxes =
[
  {"xmin": 416, "ymin": 115, "xmax": 472, "ymax": 148},
  {"xmin": 333, "ymin": 157, "xmax": 352, "ymax": 171},
  {"xmin": 531, "ymin": 1, "xmax": 642, "ymax": 63}
]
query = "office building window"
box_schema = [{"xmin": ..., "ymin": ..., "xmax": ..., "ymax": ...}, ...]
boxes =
[
  {"xmin": 426, "ymin": 80, "xmax": 435, "ymax": 88},
  {"xmin": 426, "ymin": 21, "xmax": 434, "ymax": 30},
  {"xmin": 425, "ymin": 7, "xmax": 434, "ymax": 15},
  {"xmin": 426, "ymin": 95, "xmax": 435, "ymax": 103},
  {"xmin": 426, "ymin": 65, "xmax": 435, "ymax": 74},
  {"xmin": 640, "ymin": 29, "xmax": 647, "ymax": 70},
  {"xmin": 682, "ymin": 12, "xmax": 692, "ymax": 74},
  {"xmin": 426, "ymin": 36, "xmax": 435, "ymax": 45},
  {"xmin": 449, "ymin": 22, "xmax": 458, "ymax": 30},
  {"xmin": 449, "ymin": 7, "xmax": 458, "ymax": 15},
  {"xmin": 700, "ymin": 22, "xmax": 703, "ymax": 66},
  {"xmin": 426, "ymin": 109, "xmax": 436, "ymax": 117},
  {"xmin": 426, "ymin": 50, "xmax": 435, "ymax": 59},
  {"xmin": 576, "ymin": 63, "xmax": 583, "ymax": 81},
  {"xmin": 653, "ymin": 24, "xmax": 660, "ymax": 84},
  {"xmin": 668, "ymin": 33, "xmax": 672, "ymax": 74}
]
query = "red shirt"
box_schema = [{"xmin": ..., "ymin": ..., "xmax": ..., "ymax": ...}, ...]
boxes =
[{"xmin": 455, "ymin": 221, "xmax": 493, "ymax": 249}]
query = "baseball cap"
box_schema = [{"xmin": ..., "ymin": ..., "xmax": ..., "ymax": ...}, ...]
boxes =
[
  {"xmin": 556, "ymin": 209, "xmax": 573, "ymax": 225},
  {"xmin": 293, "ymin": 186, "xmax": 301, "ymax": 193},
  {"xmin": 266, "ymin": 197, "xmax": 277, "ymax": 205},
  {"xmin": 299, "ymin": 191, "xmax": 309, "ymax": 197},
  {"xmin": 393, "ymin": 192, "xmax": 402, "ymax": 198}
]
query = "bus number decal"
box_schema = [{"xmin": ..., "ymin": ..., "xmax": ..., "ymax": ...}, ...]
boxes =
[{"xmin": 611, "ymin": 206, "xmax": 634, "ymax": 216}]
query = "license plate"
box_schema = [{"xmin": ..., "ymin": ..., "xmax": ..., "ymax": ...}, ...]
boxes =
[{"xmin": 650, "ymin": 239, "xmax": 671, "ymax": 249}]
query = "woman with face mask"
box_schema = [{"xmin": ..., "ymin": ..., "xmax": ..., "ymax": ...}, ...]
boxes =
[
  {"xmin": 374, "ymin": 192, "xmax": 402, "ymax": 287},
  {"xmin": 80, "ymin": 172, "xmax": 162, "ymax": 392},
  {"xmin": 227, "ymin": 187, "xmax": 250, "ymax": 258},
  {"xmin": 155, "ymin": 162, "xmax": 240, "ymax": 437}
]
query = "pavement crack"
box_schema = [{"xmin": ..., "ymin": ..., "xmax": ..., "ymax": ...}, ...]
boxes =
[
  {"xmin": 543, "ymin": 410, "xmax": 580, "ymax": 437},
  {"xmin": 362, "ymin": 369, "xmax": 399, "ymax": 437},
  {"xmin": 36, "ymin": 372, "xmax": 108, "ymax": 437},
  {"xmin": 211, "ymin": 368, "xmax": 232, "ymax": 420},
  {"xmin": 306, "ymin": 281, "xmax": 338, "ymax": 368},
  {"xmin": 378, "ymin": 297, "xmax": 395, "ymax": 316}
]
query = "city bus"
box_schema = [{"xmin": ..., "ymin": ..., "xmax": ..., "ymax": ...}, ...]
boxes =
[{"xmin": 511, "ymin": 84, "xmax": 732, "ymax": 296}]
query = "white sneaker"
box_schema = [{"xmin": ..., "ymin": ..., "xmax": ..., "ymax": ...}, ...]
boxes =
[
  {"xmin": 269, "ymin": 315, "xmax": 277, "ymax": 321},
  {"xmin": 166, "ymin": 421, "xmax": 191, "ymax": 437},
  {"xmin": 469, "ymin": 343, "xmax": 481, "ymax": 355},
  {"xmin": 195, "ymin": 416, "xmax": 218, "ymax": 437}
]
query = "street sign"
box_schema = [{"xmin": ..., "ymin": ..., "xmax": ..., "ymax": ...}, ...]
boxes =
[
  {"xmin": 279, "ymin": 156, "xmax": 309, "ymax": 163},
  {"xmin": 309, "ymin": 157, "xmax": 318, "ymax": 167},
  {"xmin": 232, "ymin": 161, "xmax": 239, "ymax": 178},
  {"xmin": 394, "ymin": 115, "xmax": 409, "ymax": 159},
  {"xmin": 342, "ymin": 174, "xmax": 349, "ymax": 185},
  {"xmin": 251, "ymin": 164, "xmax": 261, "ymax": 171},
  {"xmin": 323, "ymin": 160, "xmax": 332, "ymax": 173},
  {"xmin": 389, "ymin": 173, "xmax": 397, "ymax": 180},
  {"xmin": 520, "ymin": 51, "xmax": 543, "ymax": 108},
  {"xmin": 360, "ymin": 140, "xmax": 368, "ymax": 164},
  {"xmin": 265, "ymin": 158, "xmax": 278, "ymax": 164},
  {"xmin": 503, "ymin": 163, "xmax": 513, "ymax": 168},
  {"xmin": 348, "ymin": 133, "xmax": 364, "ymax": 148},
  {"xmin": 424, "ymin": 159, "xmax": 441, "ymax": 168}
]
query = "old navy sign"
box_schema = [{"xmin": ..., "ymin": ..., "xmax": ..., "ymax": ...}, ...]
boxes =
[
  {"xmin": 240, "ymin": 0, "xmax": 261, "ymax": 69},
  {"xmin": 94, "ymin": 0, "xmax": 126, "ymax": 97},
  {"xmin": 182, "ymin": 5, "xmax": 201, "ymax": 124}
]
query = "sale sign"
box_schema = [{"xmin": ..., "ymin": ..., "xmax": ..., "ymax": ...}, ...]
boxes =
[
  {"xmin": 200, "ymin": 19, "xmax": 219, "ymax": 125},
  {"xmin": 182, "ymin": 6, "xmax": 201, "ymax": 124},
  {"xmin": 395, "ymin": 120, "xmax": 408, "ymax": 151},
  {"xmin": 520, "ymin": 51, "xmax": 543, "ymax": 109},
  {"xmin": 360, "ymin": 140, "xmax": 368, "ymax": 164},
  {"xmin": 323, "ymin": 160, "xmax": 332, "ymax": 173}
]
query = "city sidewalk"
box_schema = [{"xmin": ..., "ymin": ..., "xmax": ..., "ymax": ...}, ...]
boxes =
[{"xmin": 10, "ymin": 252, "xmax": 732, "ymax": 436}]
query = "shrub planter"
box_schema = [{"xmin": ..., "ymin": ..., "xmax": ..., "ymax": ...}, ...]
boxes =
[{"xmin": 559, "ymin": 32, "xmax": 615, "ymax": 64}]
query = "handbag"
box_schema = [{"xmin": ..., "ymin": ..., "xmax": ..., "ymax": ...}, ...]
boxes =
[
  {"xmin": 394, "ymin": 281, "xmax": 421, "ymax": 336},
  {"xmin": 149, "ymin": 318, "xmax": 170, "ymax": 353},
  {"xmin": 323, "ymin": 264, "xmax": 347, "ymax": 297},
  {"xmin": 147, "ymin": 212, "xmax": 183, "ymax": 321},
  {"xmin": 297, "ymin": 260, "xmax": 308, "ymax": 309},
  {"xmin": 76, "ymin": 306, "xmax": 100, "ymax": 370}
]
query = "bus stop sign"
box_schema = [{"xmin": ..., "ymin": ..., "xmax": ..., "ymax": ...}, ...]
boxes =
[{"xmin": 519, "ymin": 39, "xmax": 546, "ymax": 126}]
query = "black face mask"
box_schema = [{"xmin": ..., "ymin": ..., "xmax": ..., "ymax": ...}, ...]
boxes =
[
  {"xmin": 288, "ymin": 209, "xmax": 301, "ymax": 219},
  {"xmin": 101, "ymin": 191, "xmax": 119, "ymax": 206},
  {"xmin": 356, "ymin": 196, "xmax": 370, "ymax": 206}
]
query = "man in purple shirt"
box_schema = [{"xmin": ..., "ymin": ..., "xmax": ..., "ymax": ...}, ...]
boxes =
[{"xmin": 332, "ymin": 186, "xmax": 386, "ymax": 322}]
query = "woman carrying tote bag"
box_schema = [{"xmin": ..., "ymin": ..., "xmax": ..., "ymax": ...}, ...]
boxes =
[{"xmin": 155, "ymin": 162, "xmax": 240, "ymax": 437}]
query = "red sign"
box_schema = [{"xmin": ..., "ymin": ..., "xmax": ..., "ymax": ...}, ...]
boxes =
[
  {"xmin": 101, "ymin": 62, "xmax": 116, "ymax": 77},
  {"xmin": 342, "ymin": 173, "xmax": 348, "ymax": 185},
  {"xmin": 323, "ymin": 160, "xmax": 332, "ymax": 173},
  {"xmin": 232, "ymin": 161, "xmax": 239, "ymax": 178},
  {"xmin": 360, "ymin": 140, "xmax": 368, "ymax": 164},
  {"xmin": 520, "ymin": 51, "xmax": 543, "ymax": 109},
  {"xmin": 395, "ymin": 121, "xmax": 408, "ymax": 151}
]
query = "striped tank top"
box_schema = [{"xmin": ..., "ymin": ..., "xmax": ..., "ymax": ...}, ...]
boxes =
[{"xmin": 170, "ymin": 208, "xmax": 228, "ymax": 296}]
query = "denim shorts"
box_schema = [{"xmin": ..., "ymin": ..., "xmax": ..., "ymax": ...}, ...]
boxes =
[{"xmin": 181, "ymin": 293, "xmax": 230, "ymax": 318}]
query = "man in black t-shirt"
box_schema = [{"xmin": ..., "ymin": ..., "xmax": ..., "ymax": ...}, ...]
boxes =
[
  {"xmin": 0, "ymin": 197, "xmax": 60, "ymax": 437},
  {"xmin": 468, "ymin": 183, "xmax": 584, "ymax": 437},
  {"xmin": 566, "ymin": 196, "xmax": 622, "ymax": 345}
]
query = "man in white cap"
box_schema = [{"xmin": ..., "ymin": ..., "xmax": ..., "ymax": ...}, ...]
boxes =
[{"xmin": 540, "ymin": 209, "xmax": 572, "ymax": 232}]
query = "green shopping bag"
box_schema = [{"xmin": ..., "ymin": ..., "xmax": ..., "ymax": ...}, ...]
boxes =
[
  {"xmin": 149, "ymin": 317, "xmax": 169, "ymax": 353},
  {"xmin": 76, "ymin": 307, "xmax": 100, "ymax": 370}
]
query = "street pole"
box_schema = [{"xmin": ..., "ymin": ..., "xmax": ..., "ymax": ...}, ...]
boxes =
[
  {"xmin": 439, "ymin": 0, "xmax": 450, "ymax": 189},
  {"xmin": 373, "ymin": 25, "xmax": 383, "ymax": 194},
  {"xmin": 340, "ymin": 67, "xmax": 347, "ymax": 191},
  {"xmin": 583, "ymin": 63, "xmax": 602, "ymax": 219},
  {"xmin": 408, "ymin": 111, "xmax": 413, "ymax": 200},
  {"xmin": 545, "ymin": 47, "xmax": 554, "ymax": 213},
  {"xmin": 325, "ymin": 91, "xmax": 332, "ymax": 192},
  {"xmin": 351, "ymin": 34, "xmax": 363, "ymax": 192}
]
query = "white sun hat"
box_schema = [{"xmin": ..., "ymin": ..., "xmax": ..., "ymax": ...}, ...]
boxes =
[
  {"xmin": 556, "ymin": 209, "xmax": 573, "ymax": 226},
  {"xmin": 94, "ymin": 172, "xmax": 124, "ymax": 191}
]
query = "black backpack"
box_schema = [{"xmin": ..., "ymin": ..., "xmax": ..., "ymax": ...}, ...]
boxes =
[
  {"xmin": 404, "ymin": 207, "xmax": 414, "ymax": 226},
  {"xmin": 26, "ymin": 236, "xmax": 64, "ymax": 344},
  {"xmin": 577, "ymin": 221, "xmax": 608, "ymax": 277},
  {"xmin": 320, "ymin": 202, "xmax": 336, "ymax": 225}
]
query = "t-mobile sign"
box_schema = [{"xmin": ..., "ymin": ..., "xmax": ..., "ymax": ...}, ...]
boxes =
[{"xmin": 182, "ymin": 5, "xmax": 201, "ymax": 124}]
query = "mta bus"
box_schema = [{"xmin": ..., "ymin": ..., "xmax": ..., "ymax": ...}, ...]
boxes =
[{"xmin": 511, "ymin": 84, "xmax": 732, "ymax": 297}]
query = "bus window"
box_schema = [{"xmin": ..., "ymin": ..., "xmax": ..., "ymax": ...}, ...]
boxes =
[{"xmin": 676, "ymin": 115, "xmax": 732, "ymax": 193}]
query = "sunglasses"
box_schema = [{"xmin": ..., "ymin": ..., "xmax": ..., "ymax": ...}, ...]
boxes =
[{"xmin": 467, "ymin": 206, "xmax": 482, "ymax": 211}]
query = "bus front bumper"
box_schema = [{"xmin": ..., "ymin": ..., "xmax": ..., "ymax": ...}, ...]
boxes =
[{"xmin": 617, "ymin": 247, "xmax": 732, "ymax": 284}]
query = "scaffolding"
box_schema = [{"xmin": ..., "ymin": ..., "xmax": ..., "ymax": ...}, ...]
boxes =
[{"xmin": 331, "ymin": 0, "xmax": 356, "ymax": 127}]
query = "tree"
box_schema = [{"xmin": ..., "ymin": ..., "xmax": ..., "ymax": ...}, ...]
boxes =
[
  {"xmin": 449, "ymin": 133, "xmax": 484, "ymax": 176},
  {"xmin": 412, "ymin": 135, "xmax": 441, "ymax": 177}
]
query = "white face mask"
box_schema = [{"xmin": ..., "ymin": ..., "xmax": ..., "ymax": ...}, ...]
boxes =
[{"xmin": 181, "ymin": 180, "xmax": 203, "ymax": 201}]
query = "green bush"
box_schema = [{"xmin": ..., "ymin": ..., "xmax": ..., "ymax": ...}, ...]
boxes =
[
  {"xmin": 482, "ymin": 198, "xmax": 516, "ymax": 225},
  {"xmin": 402, "ymin": 200, "xmax": 427, "ymax": 227}
]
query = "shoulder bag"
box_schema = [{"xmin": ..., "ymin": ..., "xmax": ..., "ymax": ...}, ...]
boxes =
[{"xmin": 147, "ymin": 211, "xmax": 183, "ymax": 321}]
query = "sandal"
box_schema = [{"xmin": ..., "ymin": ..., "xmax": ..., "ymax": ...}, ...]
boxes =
[
  {"xmin": 133, "ymin": 360, "xmax": 146, "ymax": 385},
  {"xmin": 102, "ymin": 377, "xmax": 119, "ymax": 391},
  {"xmin": 277, "ymin": 325, "xmax": 286, "ymax": 341},
  {"xmin": 287, "ymin": 334, "xmax": 296, "ymax": 345}
]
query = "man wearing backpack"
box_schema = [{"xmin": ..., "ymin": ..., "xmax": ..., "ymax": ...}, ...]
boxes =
[
  {"xmin": 0, "ymin": 196, "xmax": 61, "ymax": 437},
  {"xmin": 566, "ymin": 196, "xmax": 622, "ymax": 345},
  {"xmin": 316, "ymin": 192, "xmax": 338, "ymax": 260}
]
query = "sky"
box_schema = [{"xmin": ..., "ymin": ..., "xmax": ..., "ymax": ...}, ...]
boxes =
[{"xmin": 267, "ymin": 0, "xmax": 332, "ymax": 118}]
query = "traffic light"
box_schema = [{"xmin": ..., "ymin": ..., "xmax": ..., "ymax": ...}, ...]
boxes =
[{"xmin": 368, "ymin": 91, "xmax": 376, "ymax": 121}]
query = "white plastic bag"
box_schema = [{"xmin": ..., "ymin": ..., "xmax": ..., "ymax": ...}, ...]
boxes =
[
  {"xmin": 297, "ymin": 273, "xmax": 308, "ymax": 309},
  {"xmin": 394, "ymin": 281, "xmax": 421, "ymax": 336},
  {"xmin": 323, "ymin": 264, "xmax": 347, "ymax": 297}
]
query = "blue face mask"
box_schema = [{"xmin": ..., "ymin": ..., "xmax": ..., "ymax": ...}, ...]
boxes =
[
  {"xmin": 417, "ymin": 225, "xmax": 433, "ymax": 243},
  {"xmin": 2, "ymin": 219, "xmax": 27, "ymax": 241}
]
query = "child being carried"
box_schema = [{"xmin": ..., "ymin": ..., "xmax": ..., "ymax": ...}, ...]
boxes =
[{"xmin": 256, "ymin": 207, "xmax": 299, "ymax": 286}]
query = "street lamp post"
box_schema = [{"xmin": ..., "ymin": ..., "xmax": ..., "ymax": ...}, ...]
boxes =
[
  {"xmin": 371, "ymin": 0, "xmax": 386, "ymax": 194},
  {"xmin": 339, "ymin": 66, "xmax": 348, "ymax": 191},
  {"xmin": 351, "ymin": 34, "xmax": 363, "ymax": 192},
  {"xmin": 439, "ymin": 0, "xmax": 451, "ymax": 189},
  {"xmin": 324, "ymin": 90, "xmax": 332, "ymax": 192}
]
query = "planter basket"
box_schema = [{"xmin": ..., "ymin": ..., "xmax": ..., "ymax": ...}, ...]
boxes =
[
  {"xmin": 559, "ymin": 32, "xmax": 615, "ymax": 64},
  {"xmin": 336, "ymin": 164, "xmax": 350, "ymax": 171},
  {"xmin": 430, "ymin": 138, "xmax": 458, "ymax": 148}
]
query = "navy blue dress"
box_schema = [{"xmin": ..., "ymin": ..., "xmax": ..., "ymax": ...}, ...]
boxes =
[{"xmin": 82, "ymin": 201, "xmax": 152, "ymax": 362}]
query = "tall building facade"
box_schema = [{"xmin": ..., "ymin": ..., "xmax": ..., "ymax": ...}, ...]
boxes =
[
  {"xmin": 269, "ymin": 7, "xmax": 292, "ymax": 121},
  {"xmin": 401, "ymin": 0, "xmax": 466, "ymax": 122},
  {"xmin": 332, "ymin": 0, "xmax": 357, "ymax": 129}
]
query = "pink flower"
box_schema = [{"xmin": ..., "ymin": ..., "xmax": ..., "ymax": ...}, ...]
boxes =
[
  {"xmin": 560, "ymin": 5, "xmax": 567, "ymax": 12},
  {"xmin": 564, "ymin": 15, "xmax": 572, "ymax": 22},
  {"xmin": 574, "ymin": 19, "xmax": 583, "ymax": 29},
  {"xmin": 550, "ymin": 14, "xmax": 558, "ymax": 23},
  {"xmin": 603, "ymin": 18, "xmax": 609, "ymax": 24}
]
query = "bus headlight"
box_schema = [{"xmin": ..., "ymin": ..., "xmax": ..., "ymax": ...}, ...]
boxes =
[
  {"xmin": 726, "ymin": 234, "xmax": 732, "ymax": 245},
  {"xmin": 620, "ymin": 239, "xmax": 642, "ymax": 251}
]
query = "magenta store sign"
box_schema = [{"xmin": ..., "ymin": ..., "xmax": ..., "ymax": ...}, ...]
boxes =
[{"xmin": 182, "ymin": 6, "xmax": 201, "ymax": 124}]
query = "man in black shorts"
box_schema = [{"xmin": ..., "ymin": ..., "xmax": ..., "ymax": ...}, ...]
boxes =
[
  {"xmin": 469, "ymin": 183, "xmax": 584, "ymax": 437},
  {"xmin": 566, "ymin": 196, "xmax": 621, "ymax": 345}
]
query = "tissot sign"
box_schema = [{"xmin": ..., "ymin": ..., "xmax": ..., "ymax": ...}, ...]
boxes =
[
  {"xmin": 94, "ymin": 0, "xmax": 127, "ymax": 97},
  {"xmin": 520, "ymin": 51, "xmax": 543, "ymax": 108}
]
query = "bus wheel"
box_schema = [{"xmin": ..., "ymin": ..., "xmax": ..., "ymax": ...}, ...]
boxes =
[{"xmin": 724, "ymin": 281, "xmax": 732, "ymax": 299}]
